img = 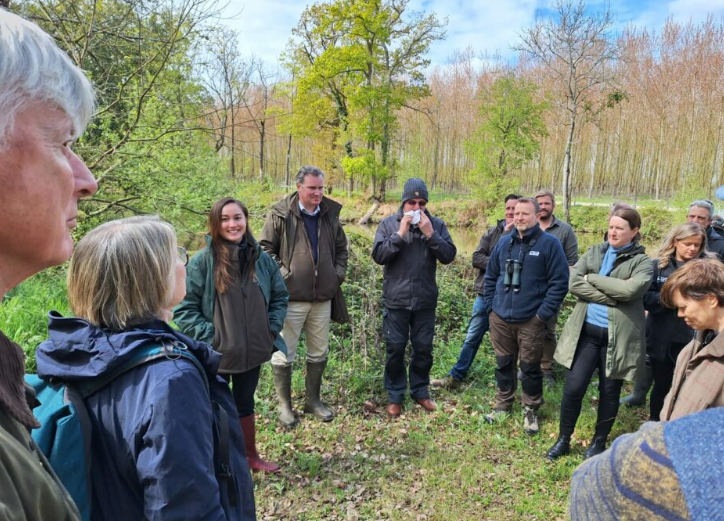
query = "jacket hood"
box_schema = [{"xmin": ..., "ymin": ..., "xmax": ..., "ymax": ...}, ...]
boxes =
[
  {"xmin": 270, "ymin": 192, "xmax": 341, "ymax": 219},
  {"xmin": 36, "ymin": 311, "xmax": 221, "ymax": 383}
]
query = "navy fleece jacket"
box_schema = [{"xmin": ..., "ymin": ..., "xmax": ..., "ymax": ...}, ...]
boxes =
[{"xmin": 483, "ymin": 223, "xmax": 569, "ymax": 322}]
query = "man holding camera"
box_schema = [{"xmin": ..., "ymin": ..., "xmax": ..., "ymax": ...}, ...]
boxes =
[{"xmin": 482, "ymin": 197, "xmax": 569, "ymax": 434}]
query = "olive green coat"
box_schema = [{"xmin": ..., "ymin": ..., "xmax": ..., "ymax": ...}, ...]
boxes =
[{"xmin": 555, "ymin": 243, "xmax": 653, "ymax": 382}]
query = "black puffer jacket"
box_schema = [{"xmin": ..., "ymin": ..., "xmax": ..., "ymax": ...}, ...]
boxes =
[
  {"xmin": 644, "ymin": 257, "xmax": 696, "ymax": 361},
  {"xmin": 372, "ymin": 208, "xmax": 456, "ymax": 310},
  {"xmin": 707, "ymin": 227, "xmax": 724, "ymax": 260}
]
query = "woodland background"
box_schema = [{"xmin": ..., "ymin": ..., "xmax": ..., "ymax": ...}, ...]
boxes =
[{"xmin": 6, "ymin": 0, "xmax": 724, "ymax": 231}]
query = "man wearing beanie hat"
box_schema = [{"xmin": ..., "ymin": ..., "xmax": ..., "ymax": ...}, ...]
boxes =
[{"xmin": 372, "ymin": 178, "xmax": 457, "ymax": 417}]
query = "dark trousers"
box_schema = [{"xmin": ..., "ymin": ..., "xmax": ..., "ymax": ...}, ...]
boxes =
[
  {"xmin": 649, "ymin": 342, "xmax": 688, "ymax": 421},
  {"xmin": 383, "ymin": 307, "xmax": 435, "ymax": 403},
  {"xmin": 220, "ymin": 365, "xmax": 262, "ymax": 417},
  {"xmin": 559, "ymin": 323, "xmax": 623, "ymax": 439},
  {"xmin": 540, "ymin": 312, "xmax": 559, "ymax": 374},
  {"xmin": 488, "ymin": 312, "xmax": 546, "ymax": 410}
]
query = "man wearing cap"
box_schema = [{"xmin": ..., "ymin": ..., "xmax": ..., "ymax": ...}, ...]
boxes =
[{"xmin": 372, "ymin": 178, "xmax": 457, "ymax": 417}]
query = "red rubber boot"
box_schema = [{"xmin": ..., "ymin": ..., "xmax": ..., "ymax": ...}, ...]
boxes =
[{"xmin": 239, "ymin": 415, "xmax": 280, "ymax": 473}]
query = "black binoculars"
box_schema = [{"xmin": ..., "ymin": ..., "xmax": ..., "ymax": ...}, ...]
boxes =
[{"xmin": 504, "ymin": 259, "xmax": 522, "ymax": 293}]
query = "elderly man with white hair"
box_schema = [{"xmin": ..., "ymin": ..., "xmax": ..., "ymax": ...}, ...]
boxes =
[{"xmin": 0, "ymin": 8, "xmax": 98, "ymax": 520}]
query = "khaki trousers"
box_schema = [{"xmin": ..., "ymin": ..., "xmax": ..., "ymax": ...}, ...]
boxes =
[{"xmin": 271, "ymin": 300, "xmax": 331, "ymax": 366}]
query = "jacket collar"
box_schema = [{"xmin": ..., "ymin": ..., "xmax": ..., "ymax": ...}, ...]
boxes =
[
  {"xmin": 693, "ymin": 329, "xmax": 724, "ymax": 359},
  {"xmin": 513, "ymin": 223, "xmax": 542, "ymax": 243}
]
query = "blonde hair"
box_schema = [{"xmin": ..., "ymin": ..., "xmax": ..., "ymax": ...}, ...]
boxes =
[
  {"xmin": 68, "ymin": 216, "xmax": 177, "ymax": 330},
  {"xmin": 656, "ymin": 223, "xmax": 713, "ymax": 269}
]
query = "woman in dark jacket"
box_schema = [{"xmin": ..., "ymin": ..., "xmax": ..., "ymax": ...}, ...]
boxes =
[
  {"xmin": 644, "ymin": 222, "xmax": 713, "ymax": 420},
  {"xmin": 35, "ymin": 216, "xmax": 255, "ymax": 521},
  {"xmin": 547, "ymin": 209, "xmax": 653, "ymax": 460},
  {"xmin": 174, "ymin": 197, "xmax": 288, "ymax": 473}
]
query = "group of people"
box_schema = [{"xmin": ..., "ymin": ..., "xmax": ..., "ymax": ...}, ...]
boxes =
[{"xmin": 2, "ymin": 8, "xmax": 724, "ymax": 521}]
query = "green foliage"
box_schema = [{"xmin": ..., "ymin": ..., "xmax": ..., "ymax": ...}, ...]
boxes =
[
  {"xmin": 283, "ymin": 0, "xmax": 445, "ymax": 196},
  {"xmin": 0, "ymin": 270, "xmax": 69, "ymax": 373},
  {"xmin": 467, "ymin": 75, "xmax": 548, "ymax": 211}
]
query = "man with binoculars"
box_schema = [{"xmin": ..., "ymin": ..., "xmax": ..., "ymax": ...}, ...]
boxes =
[{"xmin": 482, "ymin": 197, "xmax": 569, "ymax": 434}]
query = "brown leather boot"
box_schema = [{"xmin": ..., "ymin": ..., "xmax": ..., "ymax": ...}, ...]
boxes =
[{"xmin": 239, "ymin": 415, "xmax": 280, "ymax": 473}]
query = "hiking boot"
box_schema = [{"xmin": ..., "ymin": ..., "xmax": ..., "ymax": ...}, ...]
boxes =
[
  {"xmin": 430, "ymin": 375, "xmax": 462, "ymax": 390},
  {"xmin": 584, "ymin": 437, "xmax": 607, "ymax": 459},
  {"xmin": 304, "ymin": 360, "xmax": 334, "ymax": 422},
  {"xmin": 484, "ymin": 409, "xmax": 509, "ymax": 424},
  {"xmin": 272, "ymin": 364, "xmax": 299, "ymax": 428},
  {"xmin": 523, "ymin": 406, "xmax": 539, "ymax": 435},
  {"xmin": 546, "ymin": 435, "xmax": 571, "ymax": 460}
]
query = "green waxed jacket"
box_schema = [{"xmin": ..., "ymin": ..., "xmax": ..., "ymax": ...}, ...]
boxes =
[
  {"xmin": 555, "ymin": 242, "xmax": 653, "ymax": 382},
  {"xmin": 173, "ymin": 236, "xmax": 289, "ymax": 355}
]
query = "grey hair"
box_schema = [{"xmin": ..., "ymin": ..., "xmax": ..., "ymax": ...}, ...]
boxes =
[
  {"xmin": 516, "ymin": 196, "xmax": 540, "ymax": 213},
  {"xmin": 0, "ymin": 9, "xmax": 95, "ymax": 146},
  {"xmin": 295, "ymin": 165, "xmax": 325, "ymax": 185},
  {"xmin": 689, "ymin": 199, "xmax": 714, "ymax": 218},
  {"xmin": 609, "ymin": 201, "xmax": 633, "ymax": 217},
  {"xmin": 67, "ymin": 216, "xmax": 177, "ymax": 330}
]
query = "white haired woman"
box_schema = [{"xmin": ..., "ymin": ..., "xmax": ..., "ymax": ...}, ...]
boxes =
[{"xmin": 34, "ymin": 216, "xmax": 255, "ymax": 521}]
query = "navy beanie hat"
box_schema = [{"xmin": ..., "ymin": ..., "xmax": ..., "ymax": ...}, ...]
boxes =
[{"xmin": 401, "ymin": 178, "xmax": 429, "ymax": 203}]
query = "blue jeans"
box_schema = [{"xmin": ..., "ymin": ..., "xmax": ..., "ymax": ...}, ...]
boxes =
[{"xmin": 449, "ymin": 295, "xmax": 489, "ymax": 381}]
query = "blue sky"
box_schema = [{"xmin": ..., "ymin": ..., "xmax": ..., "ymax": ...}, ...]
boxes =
[{"xmin": 220, "ymin": 0, "xmax": 724, "ymax": 70}]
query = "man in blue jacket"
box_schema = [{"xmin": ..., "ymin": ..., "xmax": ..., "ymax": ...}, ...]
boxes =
[
  {"xmin": 483, "ymin": 197, "xmax": 569, "ymax": 434},
  {"xmin": 372, "ymin": 178, "xmax": 457, "ymax": 418}
]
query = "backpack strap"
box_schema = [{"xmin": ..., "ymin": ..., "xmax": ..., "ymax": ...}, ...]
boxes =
[
  {"xmin": 213, "ymin": 401, "xmax": 237, "ymax": 507},
  {"xmin": 76, "ymin": 342, "xmax": 209, "ymax": 399}
]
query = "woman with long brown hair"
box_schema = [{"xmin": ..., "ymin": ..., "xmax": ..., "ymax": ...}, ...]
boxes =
[{"xmin": 175, "ymin": 197, "xmax": 288, "ymax": 473}]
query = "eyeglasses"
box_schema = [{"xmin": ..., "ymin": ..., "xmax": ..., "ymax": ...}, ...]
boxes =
[
  {"xmin": 177, "ymin": 246, "xmax": 189, "ymax": 266},
  {"xmin": 406, "ymin": 200, "xmax": 427, "ymax": 208}
]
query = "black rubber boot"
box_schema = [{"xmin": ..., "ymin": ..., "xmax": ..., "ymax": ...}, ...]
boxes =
[
  {"xmin": 546, "ymin": 435, "xmax": 571, "ymax": 460},
  {"xmin": 584, "ymin": 437, "xmax": 607, "ymax": 459}
]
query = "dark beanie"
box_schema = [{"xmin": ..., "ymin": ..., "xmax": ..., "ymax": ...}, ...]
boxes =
[{"xmin": 401, "ymin": 178, "xmax": 429, "ymax": 203}]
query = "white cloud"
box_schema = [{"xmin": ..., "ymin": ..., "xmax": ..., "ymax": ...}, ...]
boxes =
[{"xmin": 219, "ymin": 0, "xmax": 724, "ymax": 70}]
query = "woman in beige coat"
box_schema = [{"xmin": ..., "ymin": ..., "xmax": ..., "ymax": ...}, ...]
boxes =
[{"xmin": 659, "ymin": 258, "xmax": 724, "ymax": 420}]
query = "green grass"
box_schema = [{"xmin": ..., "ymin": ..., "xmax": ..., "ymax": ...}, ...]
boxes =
[{"xmin": 0, "ymin": 208, "xmax": 658, "ymax": 521}]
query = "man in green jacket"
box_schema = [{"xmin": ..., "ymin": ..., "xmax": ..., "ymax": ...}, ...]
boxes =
[
  {"xmin": 260, "ymin": 166, "xmax": 348, "ymax": 427},
  {"xmin": 0, "ymin": 8, "xmax": 98, "ymax": 519}
]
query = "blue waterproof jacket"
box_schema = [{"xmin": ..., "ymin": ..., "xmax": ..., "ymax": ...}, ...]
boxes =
[
  {"xmin": 483, "ymin": 223, "xmax": 569, "ymax": 322},
  {"xmin": 35, "ymin": 313, "xmax": 256, "ymax": 521}
]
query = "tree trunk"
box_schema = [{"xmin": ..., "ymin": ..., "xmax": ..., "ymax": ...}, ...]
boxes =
[
  {"xmin": 258, "ymin": 119, "xmax": 265, "ymax": 182},
  {"xmin": 359, "ymin": 200, "xmax": 380, "ymax": 225},
  {"xmin": 285, "ymin": 133, "xmax": 292, "ymax": 187},
  {"xmin": 562, "ymin": 113, "xmax": 576, "ymax": 222},
  {"xmin": 587, "ymin": 133, "xmax": 598, "ymax": 199}
]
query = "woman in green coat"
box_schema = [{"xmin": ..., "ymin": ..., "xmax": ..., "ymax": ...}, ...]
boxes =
[
  {"xmin": 174, "ymin": 197, "xmax": 289, "ymax": 473},
  {"xmin": 546, "ymin": 209, "xmax": 653, "ymax": 460}
]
